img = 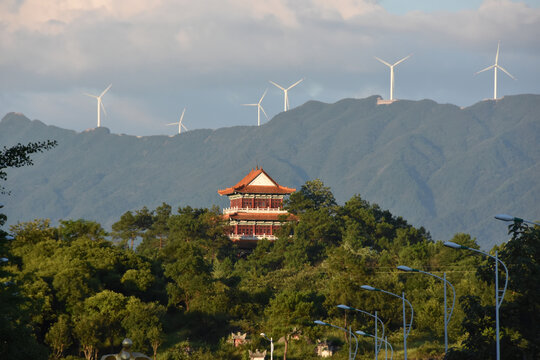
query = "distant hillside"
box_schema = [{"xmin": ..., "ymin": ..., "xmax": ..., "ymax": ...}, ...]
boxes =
[{"xmin": 1, "ymin": 94, "xmax": 539, "ymax": 248}]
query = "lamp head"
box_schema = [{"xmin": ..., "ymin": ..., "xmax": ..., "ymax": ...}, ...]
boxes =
[
  {"xmin": 314, "ymin": 320, "xmax": 328, "ymax": 326},
  {"xmin": 355, "ymin": 330, "xmax": 368, "ymax": 336},
  {"xmin": 495, "ymin": 214, "xmax": 524, "ymax": 223},
  {"xmin": 260, "ymin": 333, "xmax": 266, "ymax": 337},
  {"xmin": 361, "ymin": 285, "xmax": 377, "ymax": 291},
  {"xmin": 397, "ymin": 265, "xmax": 415, "ymax": 272},
  {"xmin": 5, "ymin": 235, "xmax": 14, "ymax": 241},
  {"xmin": 494, "ymin": 214, "xmax": 514, "ymax": 222},
  {"xmin": 443, "ymin": 241, "xmax": 468, "ymax": 250},
  {"xmin": 0, "ymin": 258, "xmax": 8, "ymax": 262},
  {"xmin": 337, "ymin": 304, "xmax": 351, "ymax": 310}
]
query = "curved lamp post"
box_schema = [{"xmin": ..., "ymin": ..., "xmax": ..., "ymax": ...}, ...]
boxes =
[
  {"xmin": 314, "ymin": 320, "xmax": 359, "ymax": 360},
  {"xmin": 260, "ymin": 333, "xmax": 273, "ymax": 360},
  {"xmin": 356, "ymin": 331, "xmax": 393, "ymax": 360},
  {"xmin": 361, "ymin": 285, "xmax": 413, "ymax": 360},
  {"xmin": 337, "ymin": 304, "xmax": 384, "ymax": 359},
  {"xmin": 444, "ymin": 241, "xmax": 508, "ymax": 360},
  {"xmin": 397, "ymin": 265, "xmax": 455, "ymax": 353}
]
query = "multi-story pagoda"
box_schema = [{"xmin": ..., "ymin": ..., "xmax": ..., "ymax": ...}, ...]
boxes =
[{"xmin": 218, "ymin": 167, "xmax": 296, "ymax": 247}]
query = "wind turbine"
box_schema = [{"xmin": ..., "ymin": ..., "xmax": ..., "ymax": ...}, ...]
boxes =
[
  {"xmin": 375, "ymin": 55, "xmax": 411, "ymax": 101},
  {"xmin": 243, "ymin": 89, "xmax": 268, "ymax": 126},
  {"xmin": 475, "ymin": 42, "xmax": 516, "ymax": 100},
  {"xmin": 167, "ymin": 108, "xmax": 188, "ymax": 134},
  {"xmin": 84, "ymin": 84, "xmax": 112, "ymax": 127},
  {"xmin": 269, "ymin": 78, "xmax": 304, "ymax": 111}
]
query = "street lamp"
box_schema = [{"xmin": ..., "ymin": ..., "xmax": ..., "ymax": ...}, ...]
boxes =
[
  {"xmin": 337, "ymin": 304, "xmax": 385, "ymax": 360},
  {"xmin": 443, "ymin": 241, "xmax": 508, "ymax": 360},
  {"xmin": 356, "ymin": 331, "xmax": 393, "ymax": 360},
  {"xmin": 314, "ymin": 320, "xmax": 359, "ymax": 360},
  {"xmin": 397, "ymin": 265, "xmax": 455, "ymax": 353},
  {"xmin": 361, "ymin": 285, "xmax": 413, "ymax": 360},
  {"xmin": 260, "ymin": 333, "xmax": 273, "ymax": 360},
  {"xmin": 494, "ymin": 214, "xmax": 539, "ymax": 225}
]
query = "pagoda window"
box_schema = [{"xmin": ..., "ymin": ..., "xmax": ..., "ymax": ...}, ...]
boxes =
[{"xmin": 255, "ymin": 198, "xmax": 269, "ymax": 208}]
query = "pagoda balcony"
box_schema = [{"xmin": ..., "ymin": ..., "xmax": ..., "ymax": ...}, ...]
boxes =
[
  {"xmin": 222, "ymin": 206, "xmax": 289, "ymax": 215},
  {"xmin": 228, "ymin": 234, "xmax": 278, "ymax": 241}
]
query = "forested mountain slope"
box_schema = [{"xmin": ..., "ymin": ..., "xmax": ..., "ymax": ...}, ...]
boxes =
[{"xmin": 1, "ymin": 94, "xmax": 538, "ymax": 248}]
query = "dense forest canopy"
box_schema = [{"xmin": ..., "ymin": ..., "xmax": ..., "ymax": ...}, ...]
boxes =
[{"xmin": 1, "ymin": 142, "xmax": 539, "ymax": 359}]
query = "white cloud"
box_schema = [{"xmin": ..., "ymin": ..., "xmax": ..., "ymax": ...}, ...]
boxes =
[{"xmin": 1, "ymin": 0, "xmax": 539, "ymax": 133}]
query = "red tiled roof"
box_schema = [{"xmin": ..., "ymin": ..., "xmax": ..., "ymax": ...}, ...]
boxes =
[
  {"xmin": 218, "ymin": 167, "xmax": 296, "ymax": 195},
  {"xmin": 223, "ymin": 212, "xmax": 298, "ymax": 221}
]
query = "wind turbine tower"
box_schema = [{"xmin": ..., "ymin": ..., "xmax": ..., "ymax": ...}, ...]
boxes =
[
  {"xmin": 476, "ymin": 42, "xmax": 515, "ymax": 100},
  {"xmin": 85, "ymin": 84, "xmax": 112, "ymax": 127},
  {"xmin": 167, "ymin": 108, "xmax": 188, "ymax": 134},
  {"xmin": 243, "ymin": 89, "xmax": 268, "ymax": 126},
  {"xmin": 375, "ymin": 55, "xmax": 411, "ymax": 101},
  {"xmin": 269, "ymin": 78, "xmax": 304, "ymax": 111}
]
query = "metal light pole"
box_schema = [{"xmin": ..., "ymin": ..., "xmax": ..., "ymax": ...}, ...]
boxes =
[
  {"xmin": 356, "ymin": 331, "xmax": 393, "ymax": 360},
  {"xmin": 260, "ymin": 333, "xmax": 273, "ymax": 360},
  {"xmin": 444, "ymin": 241, "xmax": 509, "ymax": 360},
  {"xmin": 337, "ymin": 304, "xmax": 385, "ymax": 359},
  {"xmin": 314, "ymin": 320, "xmax": 359, "ymax": 360},
  {"xmin": 361, "ymin": 285, "xmax": 413, "ymax": 360},
  {"xmin": 397, "ymin": 265, "xmax": 456, "ymax": 353}
]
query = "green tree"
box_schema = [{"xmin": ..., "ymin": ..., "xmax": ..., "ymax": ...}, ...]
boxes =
[
  {"xmin": 285, "ymin": 179, "xmax": 337, "ymax": 214},
  {"xmin": 264, "ymin": 290, "xmax": 321, "ymax": 360},
  {"xmin": 45, "ymin": 314, "xmax": 72, "ymax": 360},
  {"xmin": 121, "ymin": 297, "xmax": 166, "ymax": 359},
  {"xmin": 138, "ymin": 203, "xmax": 172, "ymax": 255},
  {"xmin": 112, "ymin": 207, "xmax": 153, "ymax": 250},
  {"xmin": 164, "ymin": 242, "xmax": 212, "ymax": 312},
  {"xmin": 0, "ymin": 140, "xmax": 57, "ymax": 194},
  {"xmin": 73, "ymin": 290, "xmax": 128, "ymax": 358},
  {"xmin": 58, "ymin": 219, "xmax": 107, "ymax": 242},
  {"xmin": 0, "ymin": 140, "xmax": 56, "ymax": 360}
]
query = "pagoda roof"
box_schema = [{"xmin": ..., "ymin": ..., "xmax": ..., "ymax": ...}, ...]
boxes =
[
  {"xmin": 218, "ymin": 167, "xmax": 296, "ymax": 196},
  {"xmin": 223, "ymin": 212, "xmax": 298, "ymax": 221}
]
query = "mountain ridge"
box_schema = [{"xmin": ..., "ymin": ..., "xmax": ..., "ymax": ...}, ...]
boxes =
[{"xmin": 1, "ymin": 94, "xmax": 539, "ymax": 248}]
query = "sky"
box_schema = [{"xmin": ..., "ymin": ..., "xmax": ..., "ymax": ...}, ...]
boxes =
[{"xmin": 1, "ymin": 0, "xmax": 539, "ymax": 136}]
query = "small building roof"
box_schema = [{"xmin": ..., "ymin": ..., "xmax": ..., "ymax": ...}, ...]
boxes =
[{"xmin": 218, "ymin": 167, "xmax": 296, "ymax": 196}]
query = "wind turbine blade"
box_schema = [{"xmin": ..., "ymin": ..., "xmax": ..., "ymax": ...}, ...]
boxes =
[
  {"xmin": 287, "ymin": 78, "xmax": 304, "ymax": 90},
  {"xmin": 495, "ymin": 41, "xmax": 500, "ymax": 64},
  {"xmin": 269, "ymin": 80, "xmax": 285, "ymax": 91},
  {"xmin": 166, "ymin": 123, "xmax": 178, "ymax": 126},
  {"xmin": 181, "ymin": 124, "xmax": 188, "ymax": 131},
  {"xmin": 259, "ymin": 89, "xmax": 268, "ymax": 104},
  {"xmin": 375, "ymin": 56, "xmax": 392, "ymax": 67},
  {"xmin": 393, "ymin": 54, "xmax": 412, "ymax": 66},
  {"xmin": 497, "ymin": 65, "xmax": 516, "ymax": 80},
  {"xmin": 100, "ymin": 101, "xmax": 107, "ymax": 116},
  {"xmin": 100, "ymin": 84, "xmax": 112, "ymax": 97},
  {"xmin": 475, "ymin": 65, "xmax": 495, "ymax": 75},
  {"xmin": 84, "ymin": 93, "xmax": 98, "ymax": 98},
  {"xmin": 179, "ymin": 108, "xmax": 186, "ymax": 122},
  {"xmin": 242, "ymin": 103, "xmax": 257, "ymax": 106},
  {"xmin": 260, "ymin": 105, "xmax": 269, "ymax": 120}
]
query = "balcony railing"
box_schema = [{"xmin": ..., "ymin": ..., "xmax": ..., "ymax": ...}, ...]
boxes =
[
  {"xmin": 228, "ymin": 234, "xmax": 277, "ymax": 241},
  {"xmin": 223, "ymin": 206, "xmax": 288, "ymax": 214}
]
